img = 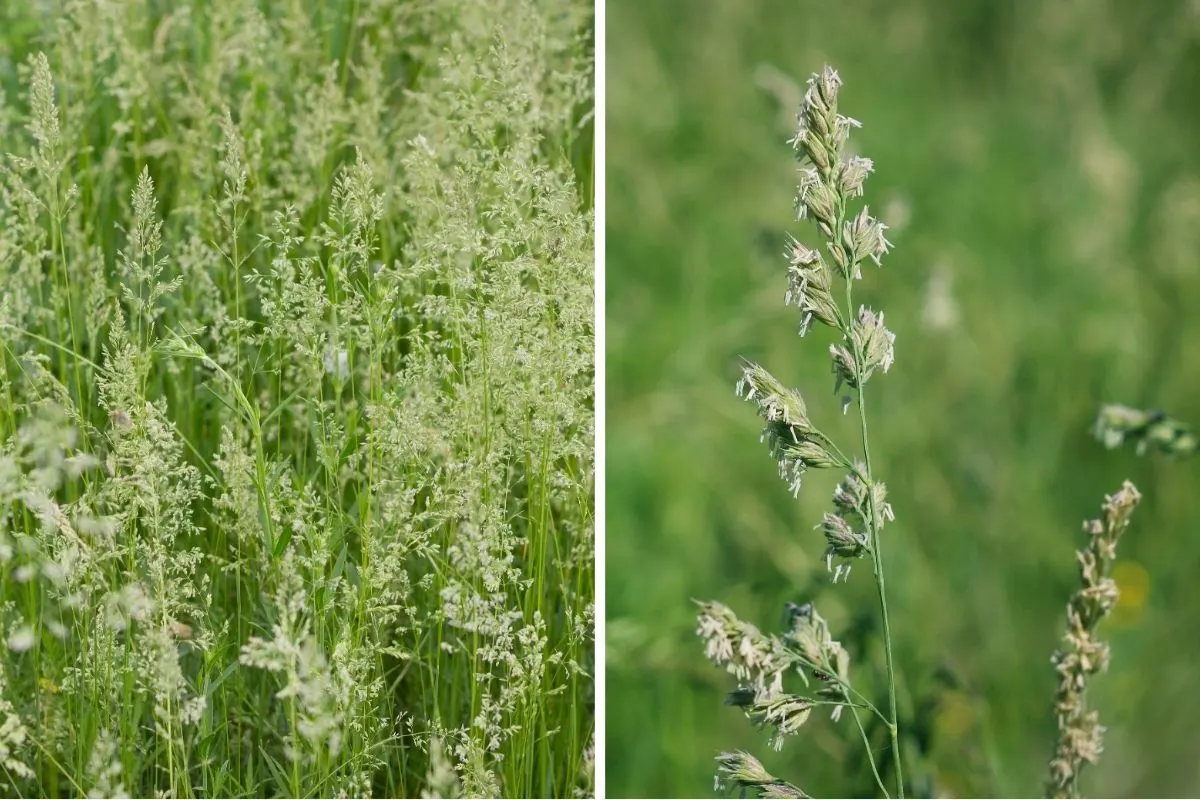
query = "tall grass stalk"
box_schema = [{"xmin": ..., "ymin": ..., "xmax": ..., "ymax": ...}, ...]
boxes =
[{"xmin": 697, "ymin": 65, "xmax": 902, "ymax": 798}]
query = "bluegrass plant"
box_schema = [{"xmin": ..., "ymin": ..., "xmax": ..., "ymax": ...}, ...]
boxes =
[
  {"xmin": 0, "ymin": 0, "xmax": 594, "ymax": 797},
  {"xmin": 696, "ymin": 65, "xmax": 902, "ymax": 799},
  {"xmin": 696, "ymin": 66, "xmax": 1142, "ymax": 800}
]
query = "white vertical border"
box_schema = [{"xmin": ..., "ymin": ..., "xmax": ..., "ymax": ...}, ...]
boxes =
[{"xmin": 592, "ymin": 0, "xmax": 606, "ymax": 794}]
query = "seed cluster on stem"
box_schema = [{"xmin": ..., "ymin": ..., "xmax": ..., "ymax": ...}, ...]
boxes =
[
  {"xmin": 1046, "ymin": 481, "xmax": 1142, "ymax": 799},
  {"xmin": 698, "ymin": 65, "xmax": 905, "ymax": 798}
]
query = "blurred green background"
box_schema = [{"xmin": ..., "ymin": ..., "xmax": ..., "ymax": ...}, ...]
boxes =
[{"xmin": 605, "ymin": 1, "xmax": 1200, "ymax": 797}]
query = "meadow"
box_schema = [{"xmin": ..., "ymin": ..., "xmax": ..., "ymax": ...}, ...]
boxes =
[
  {"xmin": 605, "ymin": 1, "xmax": 1200, "ymax": 797},
  {"xmin": 0, "ymin": 0, "xmax": 594, "ymax": 797}
]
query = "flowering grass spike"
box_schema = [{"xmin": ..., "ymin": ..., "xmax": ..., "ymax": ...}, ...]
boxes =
[{"xmin": 698, "ymin": 65, "xmax": 905, "ymax": 798}]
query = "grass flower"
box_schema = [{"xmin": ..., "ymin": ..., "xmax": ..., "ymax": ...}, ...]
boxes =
[
  {"xmin": 1046, "ymin": 482, "xmax": 1142, "ymax": 798},
  {"xmin": 714, "ymin": 751, "xmax": 809, "ymax": 798},
  {"xmin": 700, "ymin": 64, "xmax": 904, "ymax": 798}
]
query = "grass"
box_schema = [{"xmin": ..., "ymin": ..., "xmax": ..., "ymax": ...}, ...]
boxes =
[
  {"xmin": 605, "ymin": 1, "xmax": 1200, "ymax": 797},
  {"xmin": 695, "ymin": 65, "xmax": 908, "ymax": 798},
  {"xmin": 0, "ymin": 0, "xmax": 594, "ymax": 797},
  {"xmin": 696, "ymin": 64, "xmax": 1145, "ymax": 800}
]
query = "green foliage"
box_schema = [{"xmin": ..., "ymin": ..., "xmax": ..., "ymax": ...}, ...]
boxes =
[
  {"xmin": 606, "ymin": 1, "xmax": 1200, "ymax": 797},
  {"xmin": 0, "ymin": 0, "xmax": 594, "ymax": 796}
]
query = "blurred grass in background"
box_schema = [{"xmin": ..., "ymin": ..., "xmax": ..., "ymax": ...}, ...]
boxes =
[{"xmin": 605, "ymin": 1, "xmax": 1200, "ymax": 796}]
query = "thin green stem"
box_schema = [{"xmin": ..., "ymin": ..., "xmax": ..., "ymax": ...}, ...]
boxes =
[
  {"xmin": 785, "ymin": 648, "xmax": 887, "ymax": 724},
  {"xmin": 850, "ymin": 705, "xmax": 890, "ymax": 799},
  {"xmin": 844, "ymin": 273, "xmax": 904, "ymax": 798},
  {"xmin": 290, "ymin": 693, "xmax": 302, "ymax": 799},
  {"xmin": 857, "ymin": 386, "xmax": 903, "ymax": 798}
]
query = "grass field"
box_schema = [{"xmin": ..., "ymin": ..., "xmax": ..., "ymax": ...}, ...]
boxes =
[
  {"xmin": 0, "ymin": 0, "xmax": 594, "ymax": 796},
  {"xmin": 605, "ymin": 1, "xmax": 1200, "ymax": 797}
]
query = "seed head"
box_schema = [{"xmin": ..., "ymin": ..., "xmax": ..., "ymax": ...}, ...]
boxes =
[
  {"xmin": 737, "ymin": 362, "xmax": 841, "ymax": 495},
  {"xmin": 795, "ymin": 168, "xmax": 837, "ymax": 230},
  {"xmin": 696, "ymin": 601, "xmax": 790, "ymax": 699},
  {"xmin": 746, "ymin": 693, "xmax": 814, "ymax": 750},
  {"xmin": 714, "ymin": 751, "xmax": 809, "ymax": 798},
  {"xmin": 784, "ymin": 237, "xmax": 840, "ymax": 335},
  {"xmin": 844, "ymin": 207, "xmax": 892, "ymax": 268},
  {"xmin": 838, "ymin": 156, "xmax": 874, "ymax": 199},
  {"xmin": 1047, "ymin": 481, "xmax": 1141, "ymax": 798},
  {"xmin": 819, "ymin": 513, "xmax": 869, "ymax": 582},
  {"xmin": 831, "ymin": 307, "xmax": 895, "ymax": 392}
]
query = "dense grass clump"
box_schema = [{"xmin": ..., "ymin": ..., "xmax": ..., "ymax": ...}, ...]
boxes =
[{"xmin": 0, "ymin": 0, "xmax": 594, "ymax": 797}]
